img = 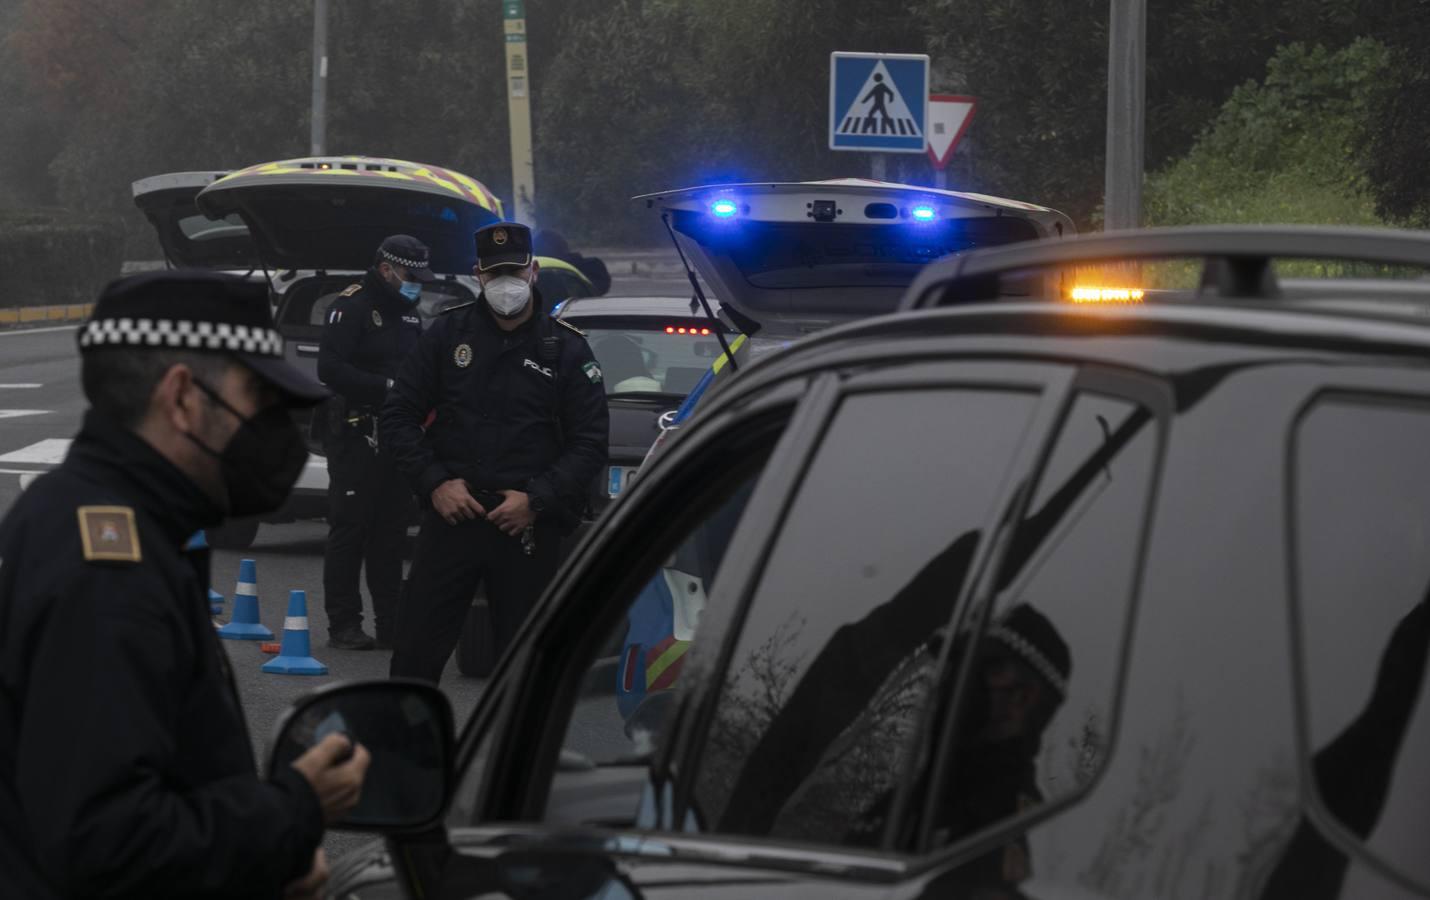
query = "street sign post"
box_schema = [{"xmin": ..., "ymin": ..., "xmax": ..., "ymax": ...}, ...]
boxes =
[
  {"xmin": 503, "ymin": 0, "xmax": 537, "ymax": 226},
  {"xmin": 829, "ymin": 52, "xmax": 930, "ymax": 153},
  {"xmin": 926, "ymin": 94, "xmax": 976, "ymax": 170}
]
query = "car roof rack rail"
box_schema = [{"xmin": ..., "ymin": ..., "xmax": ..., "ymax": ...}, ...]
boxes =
[{"xmin": 900, "ymin": 225, "xmax": 1430, "ymax": 310}]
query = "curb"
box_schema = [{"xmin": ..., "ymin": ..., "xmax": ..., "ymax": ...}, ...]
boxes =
[{"xmin": 0, "ymin": 303, "xmax": 92, "ymax": 327}]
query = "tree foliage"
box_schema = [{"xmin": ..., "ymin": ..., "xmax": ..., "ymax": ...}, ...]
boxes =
[
  {"xmin": 1146, "ymin": 40, "xmax": 1391, "ymax": 227},
  {"xmin": 0, "ymin": 0, "xmax": 1424, "ymax": 249}
]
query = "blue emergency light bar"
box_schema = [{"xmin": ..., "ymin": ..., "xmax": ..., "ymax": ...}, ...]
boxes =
[
  {"xmin": 910, "ymin": 204, "xmax": 937, "ymax": 221},
  {"xmin": 710, "ymin": 199, "xmax": 739, "ymax": 218}
]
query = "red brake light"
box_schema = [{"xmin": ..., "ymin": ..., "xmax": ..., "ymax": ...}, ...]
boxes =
[{"xmin": 665, "ymin": 326, "xmax": 675, "ymax": 334}]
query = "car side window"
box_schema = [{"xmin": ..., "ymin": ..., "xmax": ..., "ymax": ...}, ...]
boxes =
[
  {"xmin": 1288, "ymin": 396, "xmax": 1430, "ymax": 893},
  {"xmin": 540, "ymin": 450, "xmax": 771, "ymax": 829},
  {"xmin": 686, "ymin": 388, "xmax": 1042, "ymax": 849},
  {"xmin": 922, "ymin": 392, "xmax": 1158, "ymax": 885}
]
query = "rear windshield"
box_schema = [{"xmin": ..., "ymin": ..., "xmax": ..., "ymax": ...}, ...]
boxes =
[
  {"xmin": 723, "ymin": 219, "xmax": 1041, "ymax": 289},
  {"xmin": 572, "ymin": 316, "xmax": 731, "ymax": 398}
]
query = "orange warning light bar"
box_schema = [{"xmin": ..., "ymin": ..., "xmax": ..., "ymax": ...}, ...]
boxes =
[{"xmin": 1069, "ymin": 286, "xmax": 1145, "ymax": 304}]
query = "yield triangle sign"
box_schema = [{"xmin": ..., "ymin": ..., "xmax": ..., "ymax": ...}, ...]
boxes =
[
  {"xmin": 926, "ymin": 95, "xmax": 977, "ymax": 170},
  {"xmin": 834, "ymin": 61, "xmax": 924, "ymax": 140}
]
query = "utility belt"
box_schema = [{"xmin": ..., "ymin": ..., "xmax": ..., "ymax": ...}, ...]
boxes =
[{"xmin": 314, "ymin": 396, "xmax": 379, "ymax": 450}]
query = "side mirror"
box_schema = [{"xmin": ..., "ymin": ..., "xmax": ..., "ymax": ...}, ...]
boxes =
[{"xmin": 267, "ymin": 679, "xmax": 455, "ymax": 833}]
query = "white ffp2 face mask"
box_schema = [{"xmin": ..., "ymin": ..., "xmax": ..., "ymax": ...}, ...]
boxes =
[{"xmin": 485, "ymin": 275, "xmax": 532, "ymax": 316}]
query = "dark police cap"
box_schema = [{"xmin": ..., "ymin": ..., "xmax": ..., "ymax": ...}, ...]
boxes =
[
  {"xmin": 987, "ymin": 604, "xmax": 1071, "ymax": 700},
  {"xmin": 77, "ymin": 269, "xmax": 328, "ymax": 406},
  {"xmin": 475, "ymin": 222, "xmax": 533, "ymax": 273},
  {"xmin": 376, "ymin": 234, "xmax": 437, "ymax": 282}
]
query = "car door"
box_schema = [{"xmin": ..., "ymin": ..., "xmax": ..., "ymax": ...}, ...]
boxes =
[{"xmin": 367, "ymin": 353, "xmax": 1085, "ymax": 900}]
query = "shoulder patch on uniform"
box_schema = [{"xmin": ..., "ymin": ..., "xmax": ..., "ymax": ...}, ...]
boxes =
[
  {"xmin": 554, "ymin": 317, "xmax": 586, "ymax": 337},
  {"xmin": 582, "ymin": 360, "xmax": 603, "ymax": 384},
  {"xmin": 439, "ymin": 301, "xmax": 476, "ymax": 315},
  {"xmin": 340, "ymin": 283, "xmax": 362, "ymax": 297},
  {"xmin": 77, "ymin": 506, "xmax": 142, "ymax": 564}
]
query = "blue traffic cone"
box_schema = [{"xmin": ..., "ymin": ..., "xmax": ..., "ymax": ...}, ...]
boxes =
[
  {"xmin": 262, "ymin": 590, "xmax": 328, "ymax": 676},
  {"xmin": 218, "ymin": 559, "xmax": 274, "ymax": 641},
  {"xmin": 209, "ymin": 589, "xmax": 225, "ymax": 617}
]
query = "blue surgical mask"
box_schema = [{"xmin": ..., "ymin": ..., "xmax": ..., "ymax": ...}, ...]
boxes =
[{"xmin": 398, "ymin": 280, "xmax": 422, "ymax": 303}]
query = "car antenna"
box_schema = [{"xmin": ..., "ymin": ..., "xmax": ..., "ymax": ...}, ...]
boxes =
[{"xmin": 662, "ymin": 212, "xmax": 738, "ymax": 373}]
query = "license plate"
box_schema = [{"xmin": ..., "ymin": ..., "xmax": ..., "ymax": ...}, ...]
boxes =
[{"xmin": 608, "ymin": 466, "xmax": 640, "ymax": 497}]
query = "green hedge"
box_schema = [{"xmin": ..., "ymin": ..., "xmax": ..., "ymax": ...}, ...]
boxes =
[{"xmin": 0, "ymin": 210, "xmax": 125, "ymax": 309}]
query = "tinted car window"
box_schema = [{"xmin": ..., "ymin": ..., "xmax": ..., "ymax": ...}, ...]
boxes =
[
  {"xmin": 688, "ymin": 388, "xmax": 1041, "ymax": 848},
  {"xmin": 924, "ymin": 394, "xmax": 1157, "ymax": 883},
  {"xmin": 542, "ymin": 452, "xmax": 770, "ymax": 827},
  {"xmin": 1291, "ymin": 396, "xmax": 1430, "ymax": 892}
]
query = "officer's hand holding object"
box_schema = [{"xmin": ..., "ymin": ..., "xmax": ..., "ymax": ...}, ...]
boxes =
[
  {"xmin": 487, "ymin": 489, "xmax": 535, "ymax": 536},
  {"xmin": 432, "ymin": 478, "xmax": 486, "ymax": 524},
  {"xmin": 291, "ymin": 732, "xmax": 371, "ymax": 824}
]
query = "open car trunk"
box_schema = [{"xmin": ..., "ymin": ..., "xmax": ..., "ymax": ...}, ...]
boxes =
[
  {"xmin": 196, "ymin": 156, "xmax": 503, "ymax": 275},
  {"xmin": 638, "ymin": 179, "xmax": 1074, "ymax": 338},
  {"xmin": 132, "ymin": 172, "xmax": 260, "ymax": 270}
]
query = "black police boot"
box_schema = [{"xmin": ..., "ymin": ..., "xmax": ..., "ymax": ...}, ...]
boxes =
[{"xmin": 328, "ymin": 625, "xmax": 377, "ymax": 651}]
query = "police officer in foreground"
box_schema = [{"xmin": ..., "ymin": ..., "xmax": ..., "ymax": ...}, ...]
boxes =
[
  {"xmin": 0, "ymin": 272, "xmax": 370, "ymax": 900},
  {"xmin": 381, "ymin": 222, "xmax": 609, "ymax": 683},
  {"xmin": 317, "ymin": 235, "xmax": 429, "ymax": 650}
]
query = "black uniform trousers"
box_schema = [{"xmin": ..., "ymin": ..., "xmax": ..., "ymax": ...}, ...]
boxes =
[
  {"xmin": 389, "ymin": 510, "xmax": 559, "ymax": 682},
  {"xmin": 323, "ymin": 431, "xmax": 413, "ymax": 637}
]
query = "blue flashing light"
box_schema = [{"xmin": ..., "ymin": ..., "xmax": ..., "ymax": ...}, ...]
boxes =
[
  {"xmin": 911, "ymin": 204, "xmax": 937, "ymax": 221},
  {"xmin": 710, "ymin": 199, "xmax": 739, "ymax": 218}
]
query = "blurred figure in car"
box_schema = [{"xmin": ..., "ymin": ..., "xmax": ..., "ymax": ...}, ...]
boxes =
[{"xmin": 316, "ymin": 235, "xmax": 429, "ymax": 651}]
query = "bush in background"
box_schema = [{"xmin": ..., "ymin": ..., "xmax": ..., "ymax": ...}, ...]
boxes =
[{"xmin": 0, "ymin": 210, "xmax": 124, "ymax": 308}]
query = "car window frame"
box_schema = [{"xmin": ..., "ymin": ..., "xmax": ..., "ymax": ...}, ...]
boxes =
[
  {"xmin": 1285, "ymin": 379, "xmax": 1430, "ymax": 898},
  {"xmin": 663, "ymin": 360, "xmax": 1080, "ymax": 861},
  {"xmin": 902, "ymin": 365, "xmax": 1173, "ymax": 869},
  {"xmin": 468, "ymin": 379, "xmax": 826, "ymax": 827}
]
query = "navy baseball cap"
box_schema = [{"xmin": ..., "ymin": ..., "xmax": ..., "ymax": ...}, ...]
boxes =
[
  {"xmin": 475, "ymin": 222, "xmax": 533, "ymax": 273},
  {"xmin": 78, "ymin": 269, "xmax": 328, "ymax": 406},
  {"xmin": 376, "ymin": 234, "xmax": 437, "ymax": 282}
]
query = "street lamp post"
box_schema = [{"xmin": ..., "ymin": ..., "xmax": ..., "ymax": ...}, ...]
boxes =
[
  {"xmin": 310, "ymin": 0, "xmax": 328, "ymax": 156},
  {"xmin": 1104, "ymin": 0, "xmax": 1145, "ymax": 230}
]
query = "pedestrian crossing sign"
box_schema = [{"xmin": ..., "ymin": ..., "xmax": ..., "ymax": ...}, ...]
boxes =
[{"xmin": 829, "ymin": 52, "xmax": 929, "ymax": 153}]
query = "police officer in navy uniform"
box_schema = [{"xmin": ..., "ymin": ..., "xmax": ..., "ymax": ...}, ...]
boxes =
[
  {"xmin": 317, "ymin": 235, "xmax": 428, "ymax": 650},
  {"xmin": 381, "ymin": 222, "xmax": 609, "ymax": 683},
  {"xmin": 0, "ymin": 272, "xmax": 370, "ymax": 900}
]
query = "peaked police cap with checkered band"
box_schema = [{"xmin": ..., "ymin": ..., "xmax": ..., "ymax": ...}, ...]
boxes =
[{"xmin": 78, "ymin": 269, "xmax": 328, "ymax": 405}]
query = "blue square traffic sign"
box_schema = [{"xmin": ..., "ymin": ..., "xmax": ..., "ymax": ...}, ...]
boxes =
[{"xmin": 829, "ymin": 52, "xmax": 930, "ymax": 153}]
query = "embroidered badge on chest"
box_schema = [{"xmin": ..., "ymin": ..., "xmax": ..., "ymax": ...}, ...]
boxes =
[
  {"xmin": 523, "ymin": 358, "xmax": 554, "ymax": 379},
  {"xmin": 454, "ymin": 343, "xmax": 473, "ymax": 368},
  {"xmin": 371, "ymin": 309, "xmax": 383, "ymax": 327}
]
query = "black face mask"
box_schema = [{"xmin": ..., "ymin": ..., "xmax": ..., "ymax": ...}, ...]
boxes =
[{"xmin": 187, "ymin": 380, "xmax": 307, "ymax": 517}]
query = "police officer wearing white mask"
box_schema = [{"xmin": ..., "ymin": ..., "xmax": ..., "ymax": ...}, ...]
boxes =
[{"xmin": 380, "ymin": 222, "xmax": 609, "ymax": 682}]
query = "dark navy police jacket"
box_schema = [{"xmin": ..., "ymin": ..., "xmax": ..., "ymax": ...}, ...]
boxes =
[{"xmin": 0, "ymin": 413, "xmax": 323, "ymax": 899}]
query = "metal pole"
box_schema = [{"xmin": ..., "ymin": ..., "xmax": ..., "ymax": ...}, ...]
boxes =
[
  {"xmin": 1103, "ymin": 0, "xmax": 1145, "ymax": 230},
  {"xmin": 503, "ymin": 0, "xmax": 537, "ymax": 226},
  {"xmin": 310, "ymin": 0, "xmax": 328, "ymax": 156}
]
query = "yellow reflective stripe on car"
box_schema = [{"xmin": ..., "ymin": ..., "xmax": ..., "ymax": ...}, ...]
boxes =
[
  {"xmin": 535, "ymin": 256, "xmax": 593, "ymax": 287},
  {"xmin": 211, "ymin": 157, "xmax": 502, "ymax": 212},
  {"xmin": 712, "ymin": 333, "xmax": 748, "ymax": 374},
  {"xmin": 645, "ymin": 639, "xmax": 690, "ymax": 689}
]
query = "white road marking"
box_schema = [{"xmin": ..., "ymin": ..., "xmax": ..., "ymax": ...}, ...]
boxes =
[
  {"xmin": 0, "ymin": 324, "xmax": 80, "ymax": 337},
  {"xmin": 0, "ymin": 410, "xmax": 50, "ymax": 421},
  {"xmin": 0, "ymin": 438, "xmax": 71, "ymax": 464},
  {"xmin": 0, "ymin": 384, "xmax": 41, "ymax": 389}
]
